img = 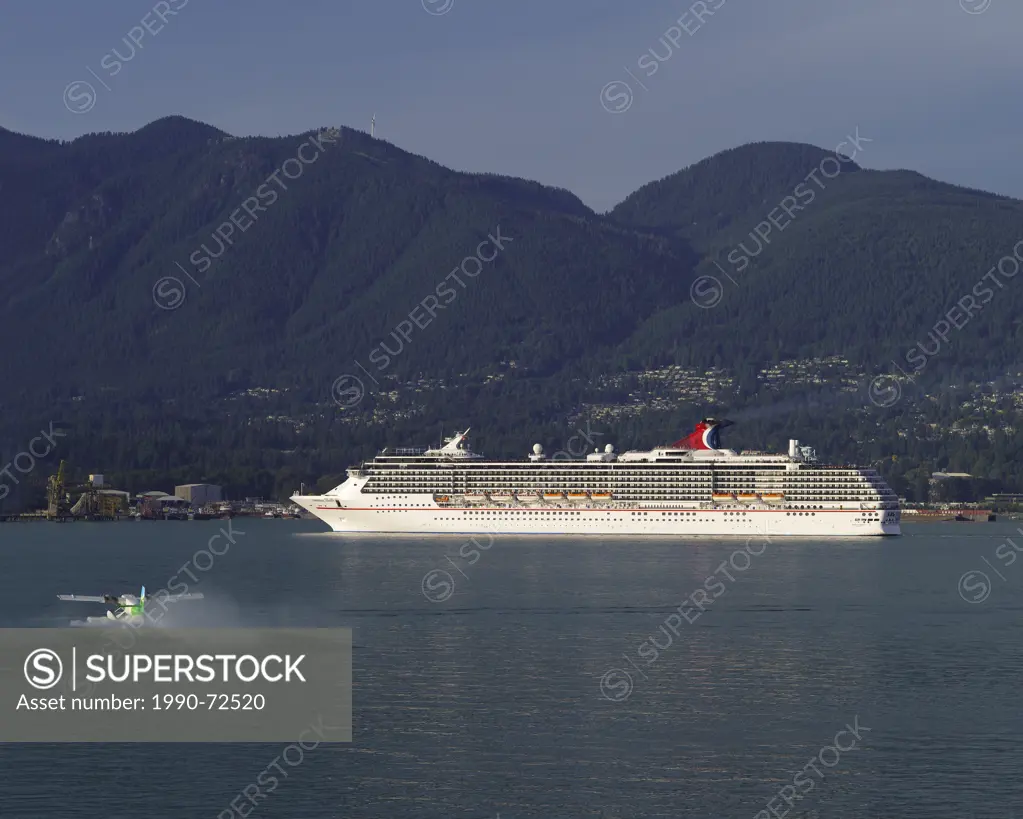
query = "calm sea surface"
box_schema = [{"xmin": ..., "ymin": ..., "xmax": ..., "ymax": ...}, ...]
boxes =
[{"xmin": 1, "ymin": 518, "xmax": 1021, "ymax": 818}]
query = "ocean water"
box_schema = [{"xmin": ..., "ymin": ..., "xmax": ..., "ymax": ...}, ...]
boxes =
[{"xmin": 0, "ymin": 517, "xmax": 1021, "ymax": 818}]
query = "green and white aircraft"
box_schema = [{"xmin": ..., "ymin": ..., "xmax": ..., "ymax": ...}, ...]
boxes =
[{"xmin": 57, "ymin": 586, "xmax": 203, "ymax": 627}]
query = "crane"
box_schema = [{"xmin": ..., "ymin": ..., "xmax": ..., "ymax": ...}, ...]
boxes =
[{"xmin": 46, "ymin": 460, "xmax": 68, "ymax": 520}]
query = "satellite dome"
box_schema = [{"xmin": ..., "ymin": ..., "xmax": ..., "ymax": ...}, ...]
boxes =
[
  {"xmin": 605, "ymin": 444, "xmax": 614, "ymax": 453},
  {"xmin": 533, "ymin": 443, "xmax": 543, "ymax": 455}
]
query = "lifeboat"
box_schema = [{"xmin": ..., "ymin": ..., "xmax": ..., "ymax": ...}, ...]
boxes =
[
  {"xmin": 543, "ymin": 492, "xmax": 564, "ymax": 499},
  {"xmin": 434, "ymin": 495, "xmax": 450, "ymax": 503},
  {"xmin": 712, "ymin": 492, "xmax": 734, "ymax": 500},
  {"xmin": 464, "ymin": 493, "xmax": 487, "ymax": 502},
  {"xmin": 761, "ymin": 493, "xmax": 784, "ymax": 500},
  {"xmin": 567, "ymin": 492, "xmax": 588, "ymax": 500},
  {"xmin": 591, "ymin": 492, "xmax": 612, "ymax": 500},
  {"xmin": 491, "ymin": 492, "xmax": 514, "ymax": 502},
  {"xmin": 516, "ymin": 492, "xmax": 541, "ymax": 502}
]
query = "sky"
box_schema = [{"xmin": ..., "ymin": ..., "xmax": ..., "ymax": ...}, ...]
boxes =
[{"xmin": 1, "ymin": 0, "xmax": 1020, "ymax": 212}]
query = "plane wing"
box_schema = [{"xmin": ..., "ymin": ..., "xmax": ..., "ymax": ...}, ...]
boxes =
[
  {"xmin": 57, "ymin": 594, "xmax": 109, "ymax": 603},
  {"xmin": 58, "ymin": 592, "xmax": 204, "ymax": 603}
]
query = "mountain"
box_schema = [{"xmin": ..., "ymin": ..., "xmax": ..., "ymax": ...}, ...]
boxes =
[
  {"xmin": 610, "ymin": 141, "xmax": 1023, "ymax": 372},
  {"xmin": 611, "ymin": 141, "xmax": 863, "ymax": 249},
  {"xmin": 0, "ymin": 116, "xmax": 697, "ymax": 401},
  {"xmin": 1, "ymin": 120, "xmax": 1021, "ymax": 503}
]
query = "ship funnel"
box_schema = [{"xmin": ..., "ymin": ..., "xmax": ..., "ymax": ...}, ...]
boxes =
[
  {"xmin": 671, "ymin": 419, "xmax": 727, "ymax": 450},
  {"xmin": 788, "ymin": 439, "xmax": 798, "ymax": 458}
]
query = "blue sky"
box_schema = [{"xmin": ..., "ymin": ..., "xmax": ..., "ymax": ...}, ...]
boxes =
[{"xmin": 2, "ymin": 0, "xmax": 1020, "ymax": 211}]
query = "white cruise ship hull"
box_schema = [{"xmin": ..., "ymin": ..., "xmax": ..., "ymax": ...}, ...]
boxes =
[
  {"xmin": 293, "ymin": 494, "xmax": 900, "ymax": 537},
  {"xmin": 294, "ymin": 422, "xmax": 901, "ymax": 537}
]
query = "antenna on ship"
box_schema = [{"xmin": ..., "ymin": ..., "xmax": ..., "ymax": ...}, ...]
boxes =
[{"xmin": 371, "ymin": 113, "xmax": 376, "ymax": 138}]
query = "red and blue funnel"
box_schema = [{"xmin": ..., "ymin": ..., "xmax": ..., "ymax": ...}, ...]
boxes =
[{"xmin": 670, "ymin": 418, "xmax": 733, "ymax": 450}]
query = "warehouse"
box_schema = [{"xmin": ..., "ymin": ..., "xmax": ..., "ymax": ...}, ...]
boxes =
[{"xmin": 174, "ymin": 484, "xmax": 223, "ymax": 507}]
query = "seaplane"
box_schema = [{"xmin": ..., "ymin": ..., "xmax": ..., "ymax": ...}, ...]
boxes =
[{"xmin": 56, "ymin": 586, "xmax": 203, "ymax": 627}]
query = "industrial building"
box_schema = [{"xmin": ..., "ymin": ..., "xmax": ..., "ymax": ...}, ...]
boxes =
[
  {"xmin": 138, "ymin": 491, "xmax": 189, "ymax": 519},
  {"xmin": 175, "ymin": 484, "xmax": 223, "ymax": 507}
]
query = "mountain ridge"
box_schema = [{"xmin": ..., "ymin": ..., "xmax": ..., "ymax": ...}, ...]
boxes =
[{"xmin": 1, "ymin": 117, "xmax": 1021, "ymax": 501}]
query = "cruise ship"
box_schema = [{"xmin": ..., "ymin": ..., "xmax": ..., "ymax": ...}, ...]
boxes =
[{"xmin": 291, "ymin": 419, "xmax": 901, "ymax": 536}]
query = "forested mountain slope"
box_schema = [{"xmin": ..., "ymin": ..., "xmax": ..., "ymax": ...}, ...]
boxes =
[{"xmin": 1, "ymin": 120, "xmax": 1020, "ymax": 501}]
